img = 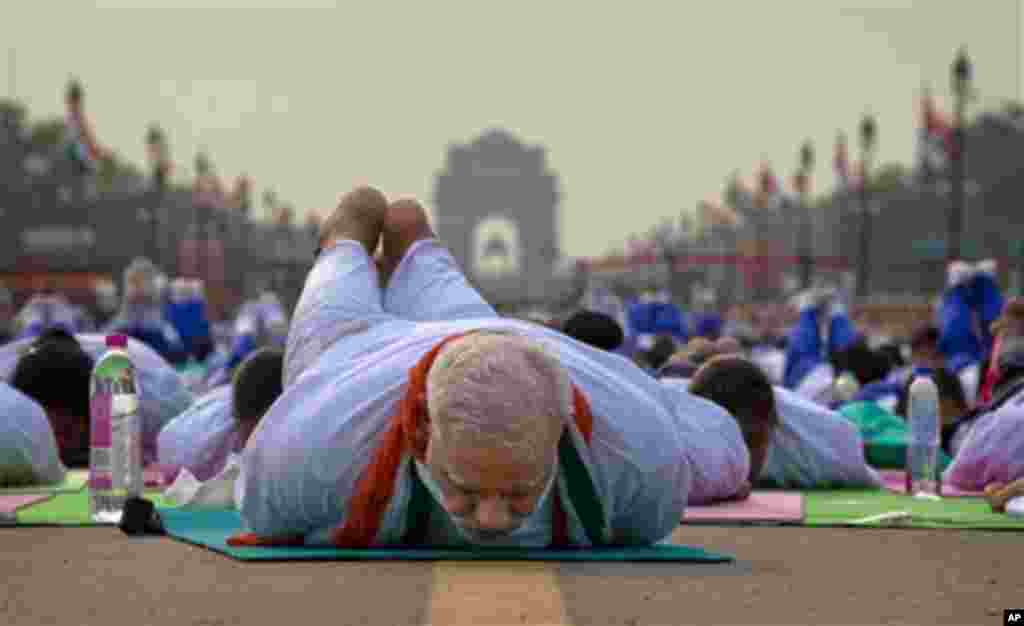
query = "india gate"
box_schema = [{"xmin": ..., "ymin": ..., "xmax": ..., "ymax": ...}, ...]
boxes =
[{"xmin": 433, "ymin": 129, "xmax": 563, "ymax": 306}]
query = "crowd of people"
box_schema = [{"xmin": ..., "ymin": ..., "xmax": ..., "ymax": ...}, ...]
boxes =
[{"xmin": 1, "ymin": 186, "xmax": 1022, "ymax": 548}]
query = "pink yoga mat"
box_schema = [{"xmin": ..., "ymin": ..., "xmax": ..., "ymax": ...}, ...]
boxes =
[
  {"xmin": 683, "ymin": 492, "xmax": 804, "ymax": 523},
  {"xmin": 0, "ymin": 494, "xmax": 51, "ymax": 515},
  {"xmin": 878, "ymin": 470, "xmax": 982, "ymax": 497}
]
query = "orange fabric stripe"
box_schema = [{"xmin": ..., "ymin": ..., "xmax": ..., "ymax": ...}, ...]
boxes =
[
  {"xmin": 329, "ymin": 333, "xmax": 470, "ymax": 548},
  {"xmin": 225, "ymin": 531, "xmax": 306, "ymax": 547},
  {"xmin": 235, "ymin": 332, "xmax": 598, "ymax": 550}
]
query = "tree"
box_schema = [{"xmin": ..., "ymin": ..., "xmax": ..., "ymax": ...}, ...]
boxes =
[
  {"xmin": 866, "ymin": 162, "xmax": 909, "ymax": 193},
  {"xmin": 28, "ymin": 118, "xmax": 65, "ymax": 149},
  {"xmin": 0, "ymin": 98, "xmax": 27, "ymax": 132}
]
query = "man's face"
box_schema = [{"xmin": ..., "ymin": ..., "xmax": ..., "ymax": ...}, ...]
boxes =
[{"xmin": 424, "ymin": 428, "xmax": 557, "ymax": 542}]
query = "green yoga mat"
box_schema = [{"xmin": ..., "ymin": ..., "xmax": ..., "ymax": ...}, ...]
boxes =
[
  {"xmin": 0, "ymin": 470, "xmax": 87, "ymax": 495},
  {"xmin": 13, "ymin": 490, "xmax": 170, "ymax": 526},
  {"xmin": 803, "ymin": 490, "xmax": 1024, "ymax": 530},
  {"xmin": 158, "ymin": 508, "xmax": 734, "ymax": 563}
]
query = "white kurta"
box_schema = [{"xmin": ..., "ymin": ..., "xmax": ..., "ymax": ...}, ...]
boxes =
[
  {"xmin": 241, "ymin": 239, "xmax": 693, "ymax": 547},
  {"xmin": 794, "ymin": 363, "xmax": 836, "ymax": 407},
  {"xmin": 660, "ymin": 378, "xmax": 750, "ymax": 504},
  {"xmin": 760, "ymin": 386, "xmax": 882, "ymax": 489},
  {"xmin": 0, "ymin": 334, "xmax": 194, "ymax": 463},
  {"xmin": 943, "ymin": 387, "xmax": 1024, "ymax": 490},
  {"xmin": 157, "ymin": 385, "xmax": 238, "ymax": 483},
  {"xmin": 0, "ymin": 382, "xmax": 65, "ymax": 486}
]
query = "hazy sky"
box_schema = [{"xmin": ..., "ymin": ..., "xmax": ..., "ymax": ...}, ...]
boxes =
[{"xmin": 3, "ymin": 1, "xmax": 1021, "ymax": 258}]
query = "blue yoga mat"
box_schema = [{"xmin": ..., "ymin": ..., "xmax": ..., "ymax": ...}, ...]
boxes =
[{"xmin": 158, "ymin": 508, "xmax": 733, "ymax": 562}]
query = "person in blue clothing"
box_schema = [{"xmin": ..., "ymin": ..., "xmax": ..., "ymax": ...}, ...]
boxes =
[
  {"xmin": 849, "ymin": 325, "xmax": 944, "ymax": 412},
  {"xmin": 104, "ymin": 258, "xmax": 187, "ymax": 366},
  {"xmin": 782, "ymin": 287, "xmax": 861, "ymax": 404},
  {"xmin": 165, "ymin": 278, "xmax": 214, "ymax": 363},
  {"xmin": 690, "ymin": 289, "xmax": 723, "ymax": 341},
  {"xmin": 12, "ymin": 284, "xmax": 83, "ymax": 341},
  {"xmin": 627, "ymin": 290, "xmax": 688, "ymax": 359},
  {"xmin": 204, "ymin": 290, "xmax": 288, "ymax": 388},
  {"xmin": 936, "ymin": 259, "xmax": 1004, "ymax": 406}
]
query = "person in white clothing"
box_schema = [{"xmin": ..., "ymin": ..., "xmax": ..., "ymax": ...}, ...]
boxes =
[
  {"xmin": 0, "ymin": 381, "xmax": 65, "ymax": 487},
  {"xmin": 158, "ymin": 348, "xmax": 284, "ymax": 483},
  {"xmin": 234, "ymin": 188, "xmax": 693, "ymax": 549},
  {"xmin": 2, "ymin": 329, "xmax": 193, "ymax": 466}
]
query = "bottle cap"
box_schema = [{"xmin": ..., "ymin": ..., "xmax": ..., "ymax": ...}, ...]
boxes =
[{"xmin": 106, "ymin": 334, "xmax": 128, "ymax": 348}]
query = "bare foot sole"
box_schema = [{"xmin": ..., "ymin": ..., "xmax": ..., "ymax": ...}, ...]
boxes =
[
  {"xmin": 319, "ymin": 186, "xmax": 388, "ymax": 255},
  {"xmin": 377, "ymin": 198, "xmax": 436, "ymax": 287}
]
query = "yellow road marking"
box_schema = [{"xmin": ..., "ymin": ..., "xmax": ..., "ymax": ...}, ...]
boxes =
[{"xmin": 427, "ymin": 562, "xmax": 568, "ymax": 625}]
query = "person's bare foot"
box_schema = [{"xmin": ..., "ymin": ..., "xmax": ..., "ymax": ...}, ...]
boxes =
[
  {"xmin": 986, "ymin": 478, "xmax": 1024, "ymax": 512},
  {"xmin": 319, "ymin": 186, "xmax": 388, "ymax": 256},
  {"xmin": 376, "ymin": 198, "xmax": 436, "ymax": 287}
]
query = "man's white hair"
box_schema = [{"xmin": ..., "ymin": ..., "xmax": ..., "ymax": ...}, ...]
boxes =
[{"xmin": 425, "ymin": 331, "xmax": 572, "ymax": 463}]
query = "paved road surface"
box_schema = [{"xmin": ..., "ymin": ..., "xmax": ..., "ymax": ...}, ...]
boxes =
[{"xmin": 3, "ymin": 525, "xmax": 1019, "ymax": 625}]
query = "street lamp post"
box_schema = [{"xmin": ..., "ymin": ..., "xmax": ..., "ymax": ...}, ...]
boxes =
[
  {"xmin": 145, "ymin": 124, "xmax": 168, "ymax": 264},
  {"xmin": 949, "ymin": 47, "xmax": 972, "ymax": 262},
  {"xmin": 796, "ymin": 141, "xmax": 814, "ymax": 289},
  {"xmin": 857, "ymin": 114, "xmax": 877, "ymax": 300}
]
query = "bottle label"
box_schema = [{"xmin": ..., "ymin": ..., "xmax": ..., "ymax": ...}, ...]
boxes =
[{"xmin": 89, "ymin": 390, "xmax": 113, "ymax": 490}]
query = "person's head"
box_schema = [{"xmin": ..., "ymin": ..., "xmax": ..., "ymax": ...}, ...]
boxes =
[
  {"xmin": 896, "ymin": 368, "xmax": 967, "ymax": 426},
  {"xmin": 231, "ymin": 348, "xmax": 284, "ymax": 448},
  {"xmin": 421, "ymin": 332, "xmax": 567, "ymax": 541},
  {"xmin": 832, "ymin": 341, "xmax": 890, "ymax": 386},
  {"xmin": 66, "ymin": 80, "xmax": 83, "ymax": 109},
  {"xmin": 991, "ymin": 298, "xmax": 1024, "ymax": 375},
  {"xmin": 562, "ymin": 310, "xmax": 624, "ymax": 352},
  {"xmin": 688, "ymin": 355, "xmax": 779, "ymax": 482},
  {"xmin": 123, "ymin": 257, "xmax": 160, "ymax": 306},
  {"xmin": 877, "ymin": 342, "xmax": 906, "ymax": 370},
  {"xmin": 10, "ymin": 336, "xmax": 94, "ymax": 467},
  {"xmin": 909, "ymin": 325, "xmax": 943, "ymax": 370},
  {"xmin": 645, "ymin": 334, "xmax": 678, "ymax": 371}
]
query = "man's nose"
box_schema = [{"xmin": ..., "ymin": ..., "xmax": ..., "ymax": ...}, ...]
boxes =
[{"xmin": 473, "ymin": 496, "xmax": 517, "ymax": 532}]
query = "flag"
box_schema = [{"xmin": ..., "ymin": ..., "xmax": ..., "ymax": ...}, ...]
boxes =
[
  {"xmin": 756, "ymin": 164, "xmax": 784, "ymax": 210},
  {"xmin": 834, "ymin": 133, "xmax": 850, "ymax": 192},
  {"xmin": 917, "ymin": 90, "xmax": 953, "ymax": 178}
]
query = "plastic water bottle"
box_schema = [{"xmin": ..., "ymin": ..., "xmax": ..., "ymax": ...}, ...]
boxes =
[
  {"xmin": 906, "ymin": 376, "xmax": 942, "ymax": 499},
  {"xmin": 89, "ymin": 334, "xmax": 143, "ymax": 523}
]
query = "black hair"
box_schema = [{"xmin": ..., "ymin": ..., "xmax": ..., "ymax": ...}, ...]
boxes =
[
  {"xmin": 688, "ymin": 355, "xmax": 780, "ymax": 481},
  {"xmin": 10, "ymin": 340, "xmax": 93, "ymax": 420},
  {"xmin": 876, "ymin": 343, "xmax": 906, "ymax": 370},
  {"xmin": 232, "ymin": 348, "xmax": 285, "ymax": 425},
  {"xmin": 832, "ymin": 341, "xmax": 891, "ymax": 386},
  {"xmin": 645, "ymin": 335, "xmax": 678, "ymax": 371},
  {"xmin": 562, "ymin": 310, "xmax": 625, "ymax": 352},
  {"xmin": 688, "ymin": 356, "xmax": 779, "ymax": 431},
  {"xmin": 33, "ymin": 328, "xmax": 79, "ymax": 349}
]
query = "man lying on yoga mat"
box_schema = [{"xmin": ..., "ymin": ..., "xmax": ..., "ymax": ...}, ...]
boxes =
[
  {"xmin": 0, "ymin": 381, "xmax": 65, "ymax": 487},
  {"xmin": 158, "ymin": 348, "xmax": 284, "ymax": 483},
  {"xmin": 1, "ymin": 329, "xmax": 193, "ymax": 467},
  {"xmin": 659, "ymin": 356, "xmax": 772, "ymax": 504},
  {"xmin": 942, "ymin": 298, "xmax": 1024, "ymax": 491},
  {"xmin": 234, "ymin": 187, "xmax": 693, "ymax": 548},
  {"xmin": 669, "ymin": 354, "xmax": 880, "ymax": 496}
]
